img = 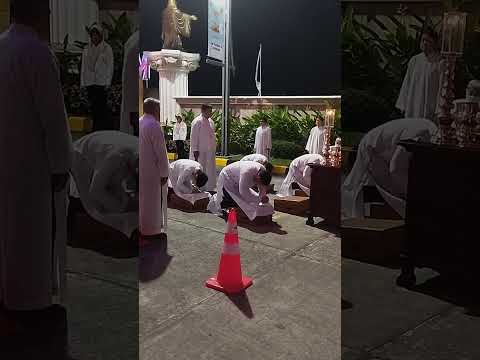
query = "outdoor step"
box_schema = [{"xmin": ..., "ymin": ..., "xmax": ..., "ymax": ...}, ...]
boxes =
[
  {"xmin": 273, "ymin": 196, "xmax": 309, "ymax": 217},
  {"xmin": 341, "ymin": 218, "xmax": 405, "ymax": 266}
]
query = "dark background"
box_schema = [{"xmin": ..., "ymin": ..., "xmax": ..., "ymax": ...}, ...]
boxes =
[{"xmin": 140, "ymin": 0, "xmax": 341, "ymax": 96}]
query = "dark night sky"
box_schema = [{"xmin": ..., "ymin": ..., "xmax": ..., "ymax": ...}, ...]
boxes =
[{"xmin": 140, "ymin": 0, "xmax": 341, "ymax": 96}]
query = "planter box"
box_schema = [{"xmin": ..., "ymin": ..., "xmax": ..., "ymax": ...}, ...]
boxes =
[
  {"xmin": 69, "ymin": 116, "xmax": 91, "ymax": 132},
  {"xmin": 274, "ymin": 196, "xmax": 309, "ymax": 217}
]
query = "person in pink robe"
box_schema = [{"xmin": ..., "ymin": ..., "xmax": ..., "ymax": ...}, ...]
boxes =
[{"xmin": 139, "ymin": 98, "xmax": 169, "ymax": 240}]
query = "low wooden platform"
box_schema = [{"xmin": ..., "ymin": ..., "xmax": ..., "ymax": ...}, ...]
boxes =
[
  {"xmin": 273, "ymin": 196, "xmax": 309, "ymax": 217},
  {"xmin": 341, "ymin": 218, "xmax": 405, "ymax": 265},
  {"xmin": 236, "ymin": 207, "xmax": 273, "ymax": 226},
  {"xmin": 168, "ymin": 191, "xmax": 210, "ymax": 212},
  {"xmin": 294, "ymin": 189, "xmax": 308, "ymax": 197}
]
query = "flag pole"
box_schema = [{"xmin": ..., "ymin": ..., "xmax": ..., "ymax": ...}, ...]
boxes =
[
  {"xmin": 221, "ymin": 0, "xmax": 231, "ymax": 156},
  {"xmin": 259, "ymin": 43, "xmax": 262, "ymax": 97}
]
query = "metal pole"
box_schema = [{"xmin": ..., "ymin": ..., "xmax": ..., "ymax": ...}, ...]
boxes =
[{"xmin": 221, "ymin": 0, "xmax": 231, "ymax": 156}]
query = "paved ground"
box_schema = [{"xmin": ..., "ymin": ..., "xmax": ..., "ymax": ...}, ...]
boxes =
[
  {"xmin": 62, "ymin": 168, "xmax": 479, "ymax": 360},
  {"xmin": 139, "ymin": 207, "xmax": 341, "ymax": 360}
]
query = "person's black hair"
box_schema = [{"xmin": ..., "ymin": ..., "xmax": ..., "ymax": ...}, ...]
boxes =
[
  {"xmin": 258, "ymin": 169, "xmax": 272, "ymax": 186},
  {"xmin": 90, "ymin": 28, "xmax": 102, "ymax": 38},
  {"xmin": 264, "ymin": 162, "xmax": 273, "ymax": 174},
  {"xmin": 422, "ymin": 26, "xmax": 439, "ymax": 43},
  {"xmin": 201, "ymin": 104, "xmax": 212, "ymax": 112},
  {"xmin": 196, "ymin": 171, "xmax": 208, "ymax": 188}
]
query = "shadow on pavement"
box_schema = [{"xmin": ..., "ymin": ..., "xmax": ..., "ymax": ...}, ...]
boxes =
[
  {"xmin": 227, "ymin": 291, "xmax": 255, "ymax": 319},
  {"xmin": 410, "ymin": 275, "xmax": 480, "ymax": 317},
  {"xmin": 139, "ymin": 237, "xmax": 173, "ymax": 282},
  {"xmin": 237, "ymin": 221, "xmax": 288, "ymax": 235}
]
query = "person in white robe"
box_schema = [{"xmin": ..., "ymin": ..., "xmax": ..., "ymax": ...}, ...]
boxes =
[
  {"xmin": 81, "ymin": 23, "xmax": 114, "ymax": 132},
  {"xmin": 140, "ymin": 98, "xmax": 170, "ymax": 238},
  {"xmin": 208, "ymin": 162, "xmax": 274, "ymax": 221},
  {"xmin": 342, "ymin": 118, "xmax": 438, "ymax": 219},
  {"xmin": 120, "ymin": 29, "xmax": 139, "ymax": 136},
  {"xmin": 240, "ymin": 153, "xmax": 273, "ymax": 173},
  {"xmin": 279, "ymin": 154, "xmax": 325, "ymax": 197},
  {"xmin": 0, "ymin": 3, "xmax": 73, "ymax": 312},
  {"xmin": 189, "ymin": 104, "xmax": 217, "ymax": 191},
  {"xmin": 173, "ymin": 114, "xmax": 188, "ymax": 159},
  {"xmin": 168, "ymin": 159, "xmax": 210, "ymax": 204},
  {"xmin": 254, "ymin": 119, "xmax": 272, "ymax": 158},
  {"xmin": 305, "ymin": 117, "xmax": 325, "ymax": 154},
  {"xmin": 396, "ymin": 27, "xmax": 442, "ymax": 122},
  {"xmin": 70, "ymin": 131, "xmax": 139, "ymax": 238}
]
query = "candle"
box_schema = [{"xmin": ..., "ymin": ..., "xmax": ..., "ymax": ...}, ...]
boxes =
[
  {"xmin": 441, "ymin": 12, "xmax": 467, "ymax": 55},
  {"xmin": 325, "ymin": 109, "xmax": 336, "ymax": 127}
]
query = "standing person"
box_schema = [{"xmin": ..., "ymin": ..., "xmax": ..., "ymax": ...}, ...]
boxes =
[
  {"xmin": 173, "ymin": 114, "xmax": 187, "ymax": 159},
  {"xmin": 396, "ymin": 27, "xmax": 442, "ymax": 122},
  {"xmin": 189, "ymin": 104, "xmax": 217, "ymax": 191},
  {"xmin": 120, "ymin": 29, "xmax": 139, "ymax": 136},
  {"xmin": 254, "ymin": 118, "xmax": 272, "ymax": 159},
  {"xmin": 305, "ymin": 117, "xmax": 325, "ymax": 154},
  {"xmin": 81, "ymin": 23, "xmax": 114, "ymax": 132},
  {"xmin": 139, "ymin": 98, "xmax": 169, "ymax": 240},
  {"xmin": 0, "ymin": 0, "xmax": 72, "ymax": 336}
]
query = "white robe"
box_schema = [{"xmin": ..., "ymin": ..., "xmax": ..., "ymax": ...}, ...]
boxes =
[
  {"xmin": 279, "ymin": 154, "xmax": 324, "ymax": 197},
  {"xmin": 305, "ymin": 126, "xmax": 325, "ymax": 154},
  {"xmin": 168, "ymin": 159, "xmax": 211, "ymax": 204},
  {"xmin": 173, "ymin": 122, "xmax": 187, "ymax": 141},
  {"xmin": 0, "ymin": 24, "xmax": 73, "ymax": 310},
  {"xmin": 70, "ymin": 131, "xmax": 139, "ymax": 237},
  {"xmin": 120, "ymin": 30, "xmax": 139, "ymax": 134},
  {"xmin": 254, "ymin": 126, "xmax": 272, "ymax": 158},
  {"xmin": 140, "ymin": 114, "xmax": 169, "ymax": 235},
  {"xmin": 241, "ymin": 153, "xmax": 268, "ymax": 165},
  {"xmin": 396, "ymin": 53, "xmax": 442, "ymax": 121},
  {"xmin": 342, "ymin": 118, "xmax": 438, "ymax": 219},
  {"xmin": 189, "ymin": 115, "xmax": 217, "ymax": 191},
  {"xmin": 208, "ymin": 162, "xmax": 274, "ymax": 220}
]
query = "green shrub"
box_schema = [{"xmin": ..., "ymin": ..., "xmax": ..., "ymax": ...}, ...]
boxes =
[
  {"xmin": 341, "ymin": 88, "xmax": 393, "ymax": 133},
  {"xmin": 271, "ymin": 140, "xmax": 305, "ymax": 160}
]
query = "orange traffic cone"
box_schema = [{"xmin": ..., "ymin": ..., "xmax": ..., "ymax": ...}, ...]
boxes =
[{"xmin": 205, "ymin": 208, "xmax": 253, "ymax": 294}]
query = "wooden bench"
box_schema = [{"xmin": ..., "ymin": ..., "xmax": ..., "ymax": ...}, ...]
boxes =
[
  {"xmin": 235, "ymin": 207, "xmax": 273, "ymax": 226},
  {"xmin": 341, "ymin": 218, "xmax": 405, "ymax": 265},
  {"xmin": 167, "ymin": 190, "xmax": 210, "ymax": 212},
  {"xmin": 273, "ymin": 196, "xmax": 309, "ymax": 217}
]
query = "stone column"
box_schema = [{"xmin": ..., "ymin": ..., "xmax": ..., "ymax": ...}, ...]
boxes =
[{"xmin": 148, "ymin": 50, "xmax": 200, "ymax": 125}]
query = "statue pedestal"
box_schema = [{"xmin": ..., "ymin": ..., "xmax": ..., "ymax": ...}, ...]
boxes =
[{"xmin": 148, "ymin": 50, "xmax": 200, "ymax": 125}]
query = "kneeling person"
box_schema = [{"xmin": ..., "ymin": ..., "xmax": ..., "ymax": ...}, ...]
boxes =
[
  {"xmin": 168, "ymin": 159, "xmax": 209, "ymax": 201},
  {"xmin": 240, "ymin": 153, "xmax": 273, "ymax": 173},
  {"xmin": 208, "ymin": 161, "xmax": 273, "ymax": 220},
  {"xmin": 279, "ymin": 154, "xmax": 324, "ymax": 197}
]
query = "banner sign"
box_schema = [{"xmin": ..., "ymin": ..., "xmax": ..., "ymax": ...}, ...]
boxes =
[{"xmin": 208, "ymin": 0, "xmax": 225, "ymax": 62}]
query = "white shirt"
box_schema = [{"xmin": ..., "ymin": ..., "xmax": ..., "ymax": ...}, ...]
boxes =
[
  {"xmin": 81, "ymin": 40, "xmax": 114, "ymax": 87},
  {"xmin": 173, "ymin": 121, "xmax": 187, "ymax": 141},
  {"xmin": 396, "ymin": 52, "xmax": 442, "ymax": 121},
  {"xmin": 305, "ymin": 126, "xmax": 325, "ymax": 154}
]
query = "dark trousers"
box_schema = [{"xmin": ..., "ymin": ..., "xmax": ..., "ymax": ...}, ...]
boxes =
[
  {"xmin": 221, "ymin": 189, "xmax": 238, "ymax": 209},
  {"xmin": 175, "ymin": 140, "xmax": 186, "ymax": 159},
  {"xmin": 87, "ymin": 85, "xmax": 110, "ymax": 132},
  {"xmin": 130, "ymin": 112, "xmax": 139, "ymax": 137}
]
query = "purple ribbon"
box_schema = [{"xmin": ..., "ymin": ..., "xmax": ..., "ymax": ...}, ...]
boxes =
[{"xmin": 139, "ymin": 53, "xmax": 150, "ymax": 81}]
